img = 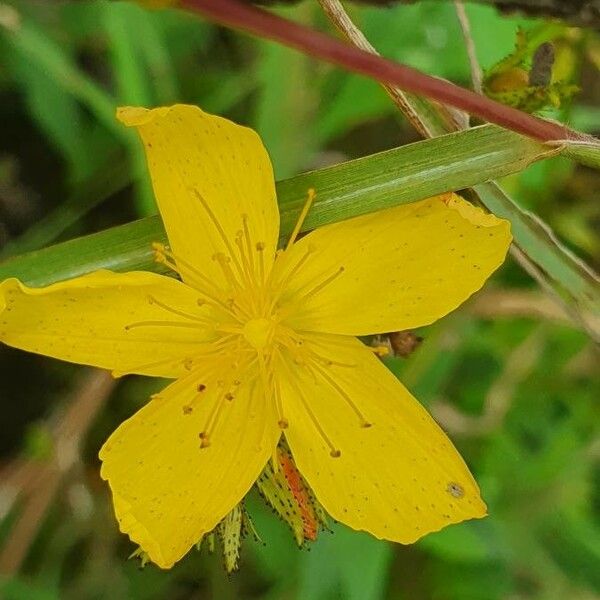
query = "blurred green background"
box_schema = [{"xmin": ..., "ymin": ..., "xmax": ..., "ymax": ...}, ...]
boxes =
[{"xmin": 0, "ymin": 1, "xmax": 598, "ymax": 599}]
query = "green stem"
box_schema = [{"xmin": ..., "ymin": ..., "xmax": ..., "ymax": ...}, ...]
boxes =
[
  {"xmin": 181, "ymin": 0, "xmax": 584, "ymax": 143},
  {"xmin": 0, "ymin": 125, "xmax": 553, "ymax": 286}
]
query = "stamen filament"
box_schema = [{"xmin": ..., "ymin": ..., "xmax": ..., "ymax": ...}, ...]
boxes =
[
  {"xmin": 235, "ymin": 234, "xmax": 254, "ymax": 283},
  {"xmin": 299, "ymin": 266, "xmax": 345, "ymax": 301},
  {"xmin": 112, "ymin": 355, "xmax": 184, "ymax": 378},
  {"xmin": 199, "ymin": 392, "xmax": 230, "ymax": 448},
  {"xmin": 199, "ymin": 354, "xmax": 253, "ymax": 447},
  {"xmin": 286, "ymin": 188, "xmax": 315, "ymax": 250},
  {"xmin": 267, "ymin": 246, "xmax": 314, "ymax": 313},
  {"xmin": 279, "ymin": 352, "xmax": 341, "ymax": 458},
  {"xmin": 153, "ymin": 243, "xmax": 240, "ymax": 319},
  {"xmin": 308, "ymin": 361, "xmax": 372, "ymax": 428},
  {"xmin": 274, "ymin": 376, "xmax": 287, "ymax": 429},
  {"xmin": 276, "ymin": 266, "xmax": 345, "ymax": 321},
  {"xmin": 217, "ymin": 325, "xmax": 244, "ymax": 335},
  {"xmin": 148, "ymin": 295, "xmax": 211, "ymax": 323},
  {"xmin": 214, "ymin": 252, "xmax": 243, "ymax": 292},
  {"xmin": 306, "ymin": 348, "xmax": 356, "ymax": 368},
  {"xmin": 124, "ymin": 320, "xmax": 209, "ymax": 331},
  {"xmin": 234, "ymin": 235, "xmax": 261, "ymax": 309},
  {"xmin": 193, "ymin": 190, "xmax": 245, "ymax": 282},
  {"xmin": 256, "ymin": 352, "xmax": 282, "ymax": 426},
  {"xmin": 256, "ymin": 243, "xmax": 266, "ymax": 286},
  {"xmin": 242, "ymin": 215, "xmax": 255, "ymax": 276},
  {"xmin": 153, "ymin": 244, "xmax": 220, "ymax": 297}
]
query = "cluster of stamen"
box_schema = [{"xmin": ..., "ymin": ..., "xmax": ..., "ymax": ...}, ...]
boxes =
[{"xmin": 122, "ymin": 188, "xmax": 371, "ymax": 457}]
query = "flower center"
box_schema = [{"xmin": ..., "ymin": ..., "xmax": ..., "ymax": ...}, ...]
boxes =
[{"xmin": 243, "ymin": 317, "xmax": 274, "ymax": 350}]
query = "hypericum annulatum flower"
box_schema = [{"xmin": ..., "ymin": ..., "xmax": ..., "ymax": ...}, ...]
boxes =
[{"xmin": 0, "ymin": 105, "xmax": 511, "ymax": 568}]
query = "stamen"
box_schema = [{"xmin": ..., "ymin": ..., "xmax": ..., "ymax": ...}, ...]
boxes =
[
  {"xmin": 267, "ymin": 245, "xmax": 315, "ymax": 313},
  {"xmin": 299, "ymin": 266, "xmax": 345, "ymax": 301},
  {"xmin": 276, "ymin": 331, "xmax": 307, "ymax": 368},
  {"xmin": 124, "ymin": 320, "xmax": 209, "ymax": 331},
  {"xmin": 213, "ymin": 252, "xmax": 243, "ymax": 292},
  {"xmin": 242, "ymin": 214, "xmax": 255, "ymax": 275},
  {"xmin": 111, "ymin": 355, "xmax": 184, "ymax": 378},
  {"xmin": 216, "ymin": 324, "xmax": 244, "ymax": 336},
  {"xmin": 282, "ymin": 334, "xmax": 355, "ymax": 368},
  {"xmin": 275, "ymin": 265, "xmax": 345, "ymax": 321},
  {"xmin": 153, "ymin": 243, "xmax": 219, "ymax": 296},
  {"xmin": 148, "ymin": 295, "xmax": 211, "ymax": 324},
  {"xmin": 198, "ymin": 355, "xmax": 253, "ymax": 448},
  {"xmin": 256, "ymin": 242, "xmax": 266, "ymax": 286},
  {"xmin": 370, "ymin": 345, "xmax": 390, "ymax": 357},
  {"xmin": 308, "ymin": 361, "xmax": 372, "ymax": 428},
  {"xmin": 254, "ymin": 351, "xmax": 287, "ymax": 429},
  {"xmin": 199, "ymin": 395, "xmax": 228, "ymax": 449},
  {"xmin": 235, "ymin": 233, "xmax": 254, "ymax": 284},
  {"xmin": 286, "ymin": 188, "xmax": 316, "ymax": 250},
  {"xmin": 274, "ymin": 377, "xmax": 288, "ymax": 429},
  {"xmin": 193, "ymin": 190, "xmax": 245, "ymax": 280},
  {"xmin": 153, "ymin": 243, "xmax": 239, "ymax": 318},
  {"xmin": 279, "ymin": 353, "xmax": 341, "ymax": 458}
]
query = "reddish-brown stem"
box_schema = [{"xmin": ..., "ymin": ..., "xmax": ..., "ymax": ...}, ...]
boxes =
[{"xmin": 180, "ymin": 0, "xmax": 582, "ymax": 143}]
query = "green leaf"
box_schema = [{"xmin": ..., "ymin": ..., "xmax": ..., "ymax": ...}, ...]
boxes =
[
  {"xmin": 0, "ymin": 124, "xmax": 551, "ymax": 286},
  {"xmin": 474, "ymin": 182, "xmax": 600, "ymax": 338},
  {"xmin": 253, "ymin": 12, "xmax": 315, "ymax": 178},
  {"xmin": 0, "ymin": 10, "xmax": 120, "ymax": 138},
  {"xmin": 0, "ymin": 578, "xmax": 60, "ymax": 600},
  {"xmin": 102, "ymin": 1, "xmax": 157, "ymax": 215},
  {"xmin": 0, "ymin": 152, "xmax": 131, "ymax": 259},
  {"xmin": 297, "ymin": 526, "xmax": 392, "ymax": 600}
]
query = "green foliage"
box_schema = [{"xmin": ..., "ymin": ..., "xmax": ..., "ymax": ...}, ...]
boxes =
[{"xmin": 483, "ymin": 25, "xmax": 579, "ymax": 112}]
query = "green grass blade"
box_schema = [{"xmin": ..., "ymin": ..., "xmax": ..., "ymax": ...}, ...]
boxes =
[
  {"xmin": 0, "ymin": 154, "xmax": 131, "ymax": 260},
  {"xmin": 0, "ymin": 10, "xmax": 120, "ymax": 138},
  {"xmin": 474, "ymin": 182, "xmax": 600, "ymax": 336},
  {"xmin": 0, "ymin": 124, "xmax": 554, "ymax": 286}
]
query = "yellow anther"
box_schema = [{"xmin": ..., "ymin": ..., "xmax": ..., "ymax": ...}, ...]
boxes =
[{"xmin": 371, "ymin": 345, "xmax": 390, "ymax": 357}]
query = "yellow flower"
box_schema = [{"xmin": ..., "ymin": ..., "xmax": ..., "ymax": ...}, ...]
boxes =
[{"xmin": 0, "ymin": 104, "xmax": 512, "ymax": 569}]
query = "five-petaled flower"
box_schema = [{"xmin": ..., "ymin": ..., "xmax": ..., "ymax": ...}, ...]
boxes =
[{"xmin": 0, "ymin": 105, "xmax": 512, "ymax": 569}]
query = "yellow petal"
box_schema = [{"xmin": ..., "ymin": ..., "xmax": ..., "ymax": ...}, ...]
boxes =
[
  {"xmin": 279, "ymin": 334, "xmax": 486, "ymax": 544},
  {"xmin": 276, "ymin": 193, "xmax": 511, "ymax": 335},
  {"xmin": 100, "ymin": 367, "xmax": 279, "ymax": 568},
  {"xmin": 118, "ymin": 105, "xmax": 279, "ymax": 289},
  {"xmin": 0, "ymin": 270, "xmax": 213, "ymax": 377}
]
